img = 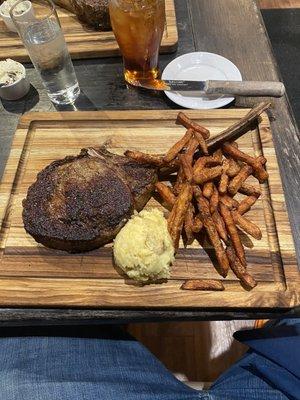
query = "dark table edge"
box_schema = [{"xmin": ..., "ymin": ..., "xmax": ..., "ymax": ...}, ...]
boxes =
[{"xmin": 0, "ymin": 307, "xmax": 298, "ymax": 326}]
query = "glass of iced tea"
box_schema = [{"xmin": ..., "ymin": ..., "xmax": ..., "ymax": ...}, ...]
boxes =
[{"xmin": 109, "ymin": 0, "xmax": 166, "ymax": 85}]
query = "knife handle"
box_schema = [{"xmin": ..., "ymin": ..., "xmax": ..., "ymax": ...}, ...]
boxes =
[{"xmin": 205, "ymin": 80, "xmax": 285, "ymax": 97}]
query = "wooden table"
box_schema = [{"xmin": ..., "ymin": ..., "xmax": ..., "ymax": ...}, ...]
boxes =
[{"xmin": 0, "ymin": 0, "xmax": 299, "ymax": 325}]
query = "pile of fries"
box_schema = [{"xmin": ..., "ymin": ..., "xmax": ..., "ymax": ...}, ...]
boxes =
[{"xmin": 125, "ymin": 109, "xmax": 269, "ymax": 291}]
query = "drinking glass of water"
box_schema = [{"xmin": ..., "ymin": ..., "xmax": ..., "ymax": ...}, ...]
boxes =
[{"xmin": 10, "ymin": 0, "xmax": 80, "ymax": 105}]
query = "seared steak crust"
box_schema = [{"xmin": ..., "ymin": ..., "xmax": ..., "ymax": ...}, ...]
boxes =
[
  {"xmin": 53, "ymin": 0, "xmax": 111, "ymax": 31},
  {"xmin": 22, "ymin": 149, "xmax": 157, "ymax": 253},
  {"xmin": 72, "ymin": 0, "xmax": 111, "ymax": 30}
]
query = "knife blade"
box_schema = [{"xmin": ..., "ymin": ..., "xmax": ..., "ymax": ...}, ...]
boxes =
[{"xmin": 136, "ymin": 79, "xmax": 285, "ymax": 97}]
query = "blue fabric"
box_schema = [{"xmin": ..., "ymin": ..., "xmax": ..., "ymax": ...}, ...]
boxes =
[
  {"xmin": 232, "ymin": 319, "xmax": 300, "ymax": 400},
  {"xmin": 0, "ymin": 320, "xmax": 298, "ymax": 400},
  {"xmin": 233, "ymin": 319, "xmax": 300, "ymax": 378},
  {"xmin": 0, "ymin": 326, "xmax": 198, "ymax": 400},
  {"xmin": 211, "ymin": 318, "xmax": 300, "ymax": 400}
]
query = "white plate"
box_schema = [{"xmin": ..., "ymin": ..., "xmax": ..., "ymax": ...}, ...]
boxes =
[{"xmin": 162, "ymin": 52, "xmax": 242, "ymax": 109}]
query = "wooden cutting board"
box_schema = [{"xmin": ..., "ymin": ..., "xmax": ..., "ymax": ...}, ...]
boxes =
[
  {"xmin": 0, "ymin": 109, "xmax": 299, "ymax": 309},
  {"xmin": 0, "ymin": 0, "xmax": 177, "ymax": 61}
]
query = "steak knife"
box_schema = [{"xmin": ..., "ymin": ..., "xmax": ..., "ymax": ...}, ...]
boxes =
[{"xmin": 136, "ymin": 79, "xmax": 285, "ymax": 97}]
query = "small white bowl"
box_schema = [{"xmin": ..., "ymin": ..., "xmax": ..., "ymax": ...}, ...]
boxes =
[
  {"xmin": 0, "ymin": 62, "xmax": 30, "ymax": 100},
  {"xmin": 0, "ymin": 0, "xmax": 34, "ymax": 33}
]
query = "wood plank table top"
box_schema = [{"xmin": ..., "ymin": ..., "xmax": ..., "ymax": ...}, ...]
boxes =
[{"xmin": 0, "ymin": 0, "xmax": 299, "ymax": 324}]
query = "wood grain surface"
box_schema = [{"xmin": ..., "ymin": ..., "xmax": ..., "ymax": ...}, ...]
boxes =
[
  {"xmin": 0, "ymin": 109, "xmax": 298, "ymax": 308},
  {"xmin": 0, "ymin": 0, "xmax": 178, "ymax": 62}
]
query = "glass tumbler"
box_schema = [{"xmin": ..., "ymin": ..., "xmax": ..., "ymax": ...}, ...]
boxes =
[
  {"xmin": 10, "ymin": 0, "xmax": 80, "ymax": 105},
  {"xmin": 109, "ymin": 0, "xmax": 166, "ymax": 85}
]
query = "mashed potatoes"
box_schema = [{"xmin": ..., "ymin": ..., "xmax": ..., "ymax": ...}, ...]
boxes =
[{"xmin": 113, "ymin": 208, "xmax": 175, "ymax": 283}]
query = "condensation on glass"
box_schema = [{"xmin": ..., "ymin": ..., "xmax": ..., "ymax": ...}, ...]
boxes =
[
  {"xmin": 109, "ymin": 0, "xmax": 166, "ymax": 85},
  {"xmin": 10, "ymin": 0, "xmax": 80, "ymax": 104}
]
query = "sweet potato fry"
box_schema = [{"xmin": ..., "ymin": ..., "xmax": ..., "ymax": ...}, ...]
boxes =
[
  {"xmin": 168, "ymin": 183, "xmax": 192, "ymax": 250},
  {"xmin": 219, "ymin": 203, "xmax": 246, "ymax": 267},
  {"xmin": 212, "ymin": 149, "xmax": 223, "ymax": 164},
  {"xmin": 232, "ymin": 210, "xmax": 262, "ymax": 240},
  {"xmin": 173, "ymin": 183, "xmax": 193, "ymax": 219},
  {"xmin": 181, "ymin": 279, "xmax": 225, "ymax": 291},
  {"xmin": 193, "ymin": 166, "xmax": 223, "ymax": 185},
  {"xmin": 193, "ymin": 156, "xmax": 207, "ymax": 173},
  {"xmin": 250, "ymin": 157, "xmax": 268, "ymax": 182},
  {"xmin": 124, "ymin": 150, "xmax": 163, "ymax": 166},
  {"xmin": 228, "ymin": 165, "xmax": 253, "ymax": 196},
  {"xmin": 219, "ymin": 195, "xmax": 239, "ymax": 210},
  {"xmin": 192, "ymin": 185, "xmax": 202, "ymax": 196},
  {"xmin": 227, "ymin": 158, "xmax": 241, "ymax": 177},
  {"xmin": 179, "ymin": 154, "xmax": 193, "ymax": 182},
  {"xmin": 218, "ymin": 159, "xmax": 230, "ymax": 194},
  {"xmin": 222, "ymin": 142, "xmax": 268, "ymax": 183},
  {"xmin": 167, "ymin": 203, "xmax": 176, "ymax": 230},
  {"xmin": 203, "ymin": 182, "xmax": 214, "ymax": 199},
  {"xmin": 212, "ymin": 210, "xmax": 228, "ymax": 243},
  {"xmin": 193, "ymin": 155, "xmax": 222, "ymax": 175},
  {"xmin": 202, "ymin": 223, "xmax": 229, "ymax": 277},
  {"xmin": 252, "ymin": 156, "xmax": 268, "ymax": 182},
  {"xmin": 237, "ymin": 195, "xmax": 258, "ymax": 215},
  {"xmin": 164, "ymin": 128, "xmax": 193, "ymax": 163},
  {"xmin": 210, "ymin": 184, "xmax": 219, "ymax": 214},
  {"xmin": 184, "ymin": 204, "xmax": 195, "ymax": 246},
  {"xmin": 192, "ymin": 214, "xmax": 203, "ymax": 233},
  {"xmin": 167, "ymin": 187, "xmax": 179, "ymax": 230},
  {"xmin": 173, "ymin": 165, "xmax": 185, "ymax": 195},
  {"xmin": 155, "ymin": 182, "xmax": 176, "ymax": 209},
  {"xmin": 185, "ymin": 136, "xmax": 199, "ymax": 165},
  {"xmin": 194, "ymin": 131, "xmax": 208, "ymax": 155},
  {"xmin": 194, "ymin": 187, "xmax": 229, "ymax": 277},
  {"xmin": 218, "ymin": 173, "xmax": 229, "ymax": 194},
  {"xmin": 257, "ymin": 155, "xmax": 267, "ymax": 164},
  {"xmin": 222, "ymin": 142, "xmax": 253, "ymax": 162},
  {"xmin": 176, "ymin": 112, "xmax": 210, "ymax": 139},
  {"xmin": 238, "ymin": 183, "xmax": 261, "ymax": 197},
  {"xmin": 226, "ymin": 245, "xmax": 257, "ymax": 290},
  {"xmin": 223, "ymin": 142, "xmax": 246, "ymax": 159}
]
